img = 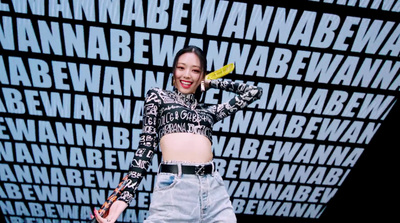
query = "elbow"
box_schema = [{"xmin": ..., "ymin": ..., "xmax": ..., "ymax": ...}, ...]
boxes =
[{"xmin": 255, "ymin": 86, "xmax": 263, "ymax": 100}]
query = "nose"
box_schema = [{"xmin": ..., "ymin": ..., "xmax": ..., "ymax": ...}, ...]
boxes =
[{"xmin": 183, "ymin": 69, "xmax": 191, "ymax": 78}]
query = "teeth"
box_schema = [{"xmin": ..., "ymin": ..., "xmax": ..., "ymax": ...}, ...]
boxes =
[{"xmin": 181, "ymin": 80, "xmax": 192, "ymax": 85}]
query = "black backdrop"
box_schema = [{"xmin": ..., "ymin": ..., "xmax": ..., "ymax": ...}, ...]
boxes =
[
  {"xmin": 236, "ymin": 101, "xmax": 400, "ymax": 222},
  {"xmin": 1, "ymin": 0, "xmax": 399, "ymax": 222}
]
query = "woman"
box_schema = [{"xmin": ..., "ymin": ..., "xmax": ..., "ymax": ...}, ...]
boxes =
[{"xmin": 93, "ymin": 46, "xmax": 262, "ymax": 222}]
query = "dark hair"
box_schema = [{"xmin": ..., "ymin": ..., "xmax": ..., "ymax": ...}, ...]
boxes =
[
  {"xmin": 172, "ymin": 46, "xmax": 207, "ymax": 77},
  {"xmin": 172, "ymin": 46, "xmax": 207, "ymax": 101}
]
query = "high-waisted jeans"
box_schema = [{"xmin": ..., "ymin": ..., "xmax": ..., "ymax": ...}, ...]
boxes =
[{"xmin": 144, "ymin": 162, "xmax": 236, "ymax": 222}]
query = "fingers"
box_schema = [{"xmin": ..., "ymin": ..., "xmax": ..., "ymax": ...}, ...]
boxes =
[
  {"xmin": 93, "ymin": 207, "xmax": 103, "ymax": 222},
  {"xmin": 201, "ymin": 79, "xmax": 211, "ymax": 92},
  {"xmin": 201, "ymin": 81, "xmax": 206, "ymax": 92},
  {"xmin": 92, "ymin": 208, "xmax": 100, "ymax": 222},
  {"xmin": 204, "ymin": 79, "xmax": 211, "ymax": 87},
  {"xmin": 92, "ymin": 208, "xmax": 115, "ymax": 223}
]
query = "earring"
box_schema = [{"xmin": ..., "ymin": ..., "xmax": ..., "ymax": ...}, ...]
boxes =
[{"xmin": 201, "ymin": 81, "xmax": 205, "ymax": 92}]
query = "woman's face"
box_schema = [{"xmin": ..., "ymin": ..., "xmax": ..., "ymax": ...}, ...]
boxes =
[{"xmin": 173, "ymin": 52, "xmax": 204, "ymax": 94}]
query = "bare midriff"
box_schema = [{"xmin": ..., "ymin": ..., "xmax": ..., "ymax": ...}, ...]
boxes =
[{"xmin": 160, "ymin": 133, "xmax": 213, "ymax": 163}]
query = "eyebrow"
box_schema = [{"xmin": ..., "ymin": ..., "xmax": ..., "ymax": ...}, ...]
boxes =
[{"xmin": 176, "ymin": 62, "xmax": 201, "ymax": 68}]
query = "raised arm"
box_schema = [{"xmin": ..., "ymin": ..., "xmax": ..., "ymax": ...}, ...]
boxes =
[{"xmin": 208, "ymin": 79, "xmax": 263, "ymax": 122}]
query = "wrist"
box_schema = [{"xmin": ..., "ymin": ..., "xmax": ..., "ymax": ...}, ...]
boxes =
[{"xmin": 208, "ymin": 79, "xmax": 219, "ymax": 88}]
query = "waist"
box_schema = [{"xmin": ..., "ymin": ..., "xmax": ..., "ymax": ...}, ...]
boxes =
[
  {"xmin": 159, "ymin": 161, "xmax": 215, "ymax": 176},
  {"xmin": 160, "ymin": 133, "xmax": 213, "ymax": 163}
]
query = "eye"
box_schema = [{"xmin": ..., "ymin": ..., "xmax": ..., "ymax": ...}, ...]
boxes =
[{"xmin": 192, "ymin": 69, "xmax": 201, "ymax": 74}]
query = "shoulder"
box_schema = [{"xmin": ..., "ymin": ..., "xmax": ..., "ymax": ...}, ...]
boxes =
[
  {"xmin": 144, "ymin": 88, "xmax": 175, "ymax": 104},
  {"xmin": 144, "ymin": 88, "xmax": 165, "ymax": 104},
  {"xmin": 146, "ymin": 87, "xmax": 162, "ymax": 95}
]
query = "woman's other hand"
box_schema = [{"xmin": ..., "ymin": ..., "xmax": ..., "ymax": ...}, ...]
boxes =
[{"xmin": 92, "ymin": 200, "xmax": 128, "ymax": 223}]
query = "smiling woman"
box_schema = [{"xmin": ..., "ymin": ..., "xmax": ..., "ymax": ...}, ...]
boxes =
[
  {"xmin": 171, "ymin": 46, "xmax": 206, "ymax": 95},
  {"xmin": 91, "ymin": 46, "xmax": 263, "ymax": 223}
]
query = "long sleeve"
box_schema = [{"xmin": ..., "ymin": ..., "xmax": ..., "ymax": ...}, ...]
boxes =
[
  {"xmin": 117, "ymin": 88, "xmax": 160, "ymax": 204},
  {"xmin": 209, "ymin": 79, "xmax": 263, "ymax": 122}
]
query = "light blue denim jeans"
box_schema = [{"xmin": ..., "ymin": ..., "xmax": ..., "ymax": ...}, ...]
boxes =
[{"xmin": 144, "ymin": 162, "xmax": 236, "ymax": 222}]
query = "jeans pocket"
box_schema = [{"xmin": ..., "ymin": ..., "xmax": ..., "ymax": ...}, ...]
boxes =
[
  {"xmin": 154, "ymin": 173, "xmax": 178, "ymax": 191},
  {"xmin": 214, "ymin": 172, "xmax": 225, "ymax": 187}
]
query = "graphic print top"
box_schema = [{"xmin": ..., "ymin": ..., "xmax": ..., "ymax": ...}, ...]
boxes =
[{"xmin": 117, "ymin": 79, "xmax": 263, "ymax": 204}]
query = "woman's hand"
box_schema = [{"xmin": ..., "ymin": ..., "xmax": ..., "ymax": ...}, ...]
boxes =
[
  {"xmin": 91, "ymin": 200, "xmax": 128, "ymax": 223},
  {"xmin": 201, "ymin": 79, "xmax": 211, "ymax": 92}
]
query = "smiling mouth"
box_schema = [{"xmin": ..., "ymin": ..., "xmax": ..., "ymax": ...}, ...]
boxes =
[{"xmin": 180, "ymin": 80, "xmax": 193, "ymax": 89}]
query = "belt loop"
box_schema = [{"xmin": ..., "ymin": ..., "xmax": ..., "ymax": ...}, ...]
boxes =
[
  {"xmin": 157, "ymin": 162, "xmax": 162, "ymax": 174},
  {"xmin": 177, "ymin": 163, "xmax": 182, "ymax": 178},
  {"xmin": 211, "ymin": 161, "xmax": 215, "ymax": 176}
]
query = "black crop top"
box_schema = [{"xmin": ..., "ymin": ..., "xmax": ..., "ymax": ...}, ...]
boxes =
[{"xmin": 117, "ymin": 80, "xmax": 263, "ymax": 204}]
